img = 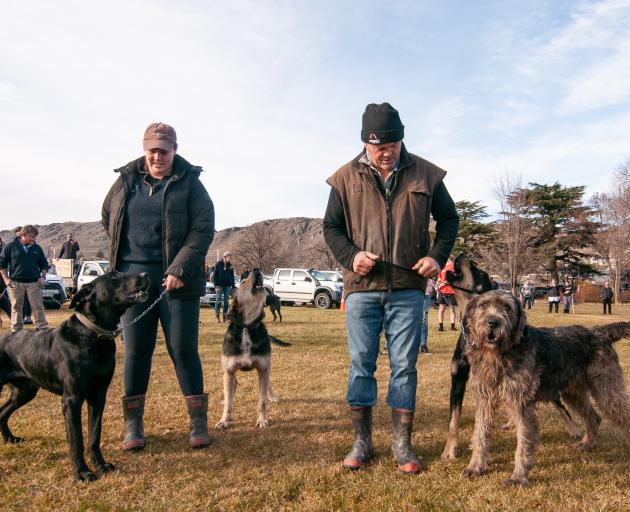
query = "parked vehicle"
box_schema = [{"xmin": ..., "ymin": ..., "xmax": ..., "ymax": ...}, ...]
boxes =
[
  {"xmin": 52, "ymin": 259, "xmax": 109, "ymax": 294},
  {"xmin": 200, "ymin": 281, "xmax": 218, "ymax": 306},
  {"xmin": 310, "ymin": 270, "xmax": 343, "ymax": 283},
  {"xmin": 264, "ymin": 268, "xmax": 342, "ymax": 309},
  {"xmin": 43, "ymin": 271, "xmax": 68, "ymax": 309},
  {"xmin": 200, "ymin": 276, "xmax": 241, "ymax": 306}
]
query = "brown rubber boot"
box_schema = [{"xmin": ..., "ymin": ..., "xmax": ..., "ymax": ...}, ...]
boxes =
[
  {"xmin": 391, "ymin": 408, "xmax": 424, "ymax": 474},
  {"xmin": 215, "ymin": 311, "xmax": 221, "ymax": 323},
  {"xmin": 342, "ymin": 406, "xmax": 374, "ymax": 470},
  {"xmin": 185, "ymin": 394, "xmax": 211, "ymax": 449},
  {"xmin": 122, "ymin": 395, "xmax": 145, "ymax": 451}
]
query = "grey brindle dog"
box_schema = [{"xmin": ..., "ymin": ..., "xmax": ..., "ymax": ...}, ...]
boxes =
[{"xmin": 462, "ymin": 289, "xmax": 630, "ymax": 486}]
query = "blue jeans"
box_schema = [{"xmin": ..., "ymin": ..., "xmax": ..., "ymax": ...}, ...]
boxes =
[
  {"xmin": 420, "ymin": 296, "xmax": 433, "ymax": 348},
  {"xmin": 215, "ymin": 286, "xmax": 232, "ymax": 315},
  {"xmin": 345, "ymin": 289, "xmax": 424, "ymax": 410}
]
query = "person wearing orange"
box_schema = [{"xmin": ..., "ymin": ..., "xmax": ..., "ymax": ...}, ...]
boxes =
[{"xmin": 436, "ymin": 258, "xmax": 457, "ymax": 331}]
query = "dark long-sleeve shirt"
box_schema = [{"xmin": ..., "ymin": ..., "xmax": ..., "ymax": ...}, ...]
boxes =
[{"xmin": 323, "ymin": 180, "xmax": 459, "ymax": 271}]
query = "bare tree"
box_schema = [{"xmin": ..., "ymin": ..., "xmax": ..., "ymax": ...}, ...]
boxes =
[
  {"xmin": 231, "ymin": 221, "xmax": 289, "ymax": 274},
  {"xmin": 308, "ymin": 237, "xmax": 339, "ymax": 270},
  {"xmin": 478, "ymin": 174, "xmax": 538, "ymax": 294},
  {"xmin": 591, "ymin": 161, "xmax": 630, "ymax": 303}
]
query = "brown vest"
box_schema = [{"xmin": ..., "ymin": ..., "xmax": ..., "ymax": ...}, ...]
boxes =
[{"xmin": 326, "ymin": 147, "xmax": 446, "ymax": 294}]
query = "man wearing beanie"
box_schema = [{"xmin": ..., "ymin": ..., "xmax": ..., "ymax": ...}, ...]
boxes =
[{"xmin": 323, "ymin": 102, "xmax": 459, "ymax": 474}]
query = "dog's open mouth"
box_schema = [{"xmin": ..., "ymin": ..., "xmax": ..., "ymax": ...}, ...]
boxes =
[
  {"xmin": 128, "ymin": 283, "xmax": 150, "ymax": 303},
  {"xmin": 128, "ymin": 290, "xmax": 148, "ymax": 302}
]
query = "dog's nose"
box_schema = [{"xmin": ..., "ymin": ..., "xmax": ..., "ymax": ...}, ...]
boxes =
[{"xmin": 487, "ymin": 319, "xmax": 500, "ymax": 329}]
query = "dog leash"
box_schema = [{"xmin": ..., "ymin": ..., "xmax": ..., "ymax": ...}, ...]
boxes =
[{"xmin": 75, "ymin": 288, "xmax": 167, "ymax": 339}]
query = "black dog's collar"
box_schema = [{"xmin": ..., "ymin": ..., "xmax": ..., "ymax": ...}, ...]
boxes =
[{"xmin": 75, "ymin": 313, "xmax": 119, "ymax": 339}]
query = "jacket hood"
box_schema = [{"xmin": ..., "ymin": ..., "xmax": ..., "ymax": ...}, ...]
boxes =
[{"xmin": 114, "ymin": 154, "xmax": 203, "ymax": 177}]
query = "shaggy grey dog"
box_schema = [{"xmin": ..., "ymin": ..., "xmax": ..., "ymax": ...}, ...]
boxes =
[{"xmin": 462, "ymin": 290, "xmax": 630, "ymax": 486}]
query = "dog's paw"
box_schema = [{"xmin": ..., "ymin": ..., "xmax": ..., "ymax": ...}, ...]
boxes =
[
  {"xmin": 95, "ymin": 462, "xmax": 116, "ymax": 475},
  {"xmin": 462, "ymin": 466, "xmax": 485, "ymax": 479},
  {"xmin": 268, "ymin": 394, "xmax": 279, "ymax": 403},
  {"xmin": 5, "ymin": 434, "xmax": 25, "ymax": 444},
  {"xmin": 255, "ymin": 417, "xmax": 269, "ymax": 429},
  {"xmin": 214, "ymin": 420, "xmax": 231, "ymax": 430},
  {"xmin": 503, "ymin": 476, "xmax": 529, "ymax": 487},
  {"xmin": 75, "ymin": 469, "xmax": 97, "ymax": 482},
  {"xmin": 440, "ymin": 446, "xmax": 458, "ymax": 461},
  {"xmin": 573, "ymin": 440, "xmax": 595, "ymax": 451}
]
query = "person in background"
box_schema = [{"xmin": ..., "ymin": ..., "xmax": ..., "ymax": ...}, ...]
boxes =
[
  {"xmin": 601, "ymin": 282, "xmax": 614, "ymax": 315},
  {"xmin": 520, "ymin": 280, "xmax": 535, "ymax": 310},
  {"xmin": 102, "ymin": 122, "xmax": 215, "ymax": 451},
  {"xmin": 436, "ymin": 259, "xmax": 457, "ymax": 331},
  {"xmin": 562, "ymin": 281, "xmax": 574, "ymax": 313},
  {"xmin": 547, "ymin": 278, "xmax": 562, "ymax": 313},
  {"xmin": 420, "ymin": 278, "xmax": 436, "ymax": 354},
  {"xmin": 213, "ymin": 251, "xmax": 235, "ymax": 322},
  {"xmin": 323, "ymin": 102, "xmax": 458, "ymax": 474},
  {"xmin": 58, "ymin": 233, "xmax": 80, "ymax": 259},
  {"xmin": 0, "ymin": 225, "xmax": 49, "ymax": 332}
]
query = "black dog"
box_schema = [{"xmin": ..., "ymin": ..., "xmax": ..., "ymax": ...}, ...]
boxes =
[
  {"xmin": 440, "ymin": 254, "xmax": 581, "ymax": 460},
  {"xmin": 0, "ymin": 271, "xmax": 149, "ymax": 481},
  {"xmin": 265, "ymin": 292, "xmax": 283, "ymax": 322}
]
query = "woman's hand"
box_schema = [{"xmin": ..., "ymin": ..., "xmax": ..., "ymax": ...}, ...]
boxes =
[{"xmin": 163, "ymin": 274, "xmax": 185, "ymax": 291}]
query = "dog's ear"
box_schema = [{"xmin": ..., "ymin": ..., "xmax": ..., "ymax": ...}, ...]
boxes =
[
  {"xmin": 510, "ymin": 295, "xmax": 527, "ymax": 345},
  {"xmin": 70, "ymin": 283, "xmax": 94, "ymax": 311}
]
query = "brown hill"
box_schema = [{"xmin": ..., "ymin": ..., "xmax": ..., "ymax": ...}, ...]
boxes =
[{"xmin": 0, "ymin": 217, "xmax": 337, "ymax": 274}]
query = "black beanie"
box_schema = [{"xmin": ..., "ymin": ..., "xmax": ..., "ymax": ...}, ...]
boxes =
[{"xmin": 361, "ymin": 102, "xmax": 404, "ymax": 144}]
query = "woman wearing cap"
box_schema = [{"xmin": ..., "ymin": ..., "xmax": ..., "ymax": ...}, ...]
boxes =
[{"xmin": 102, "ymin": 122, "xmax": 214, "ymax": 451}]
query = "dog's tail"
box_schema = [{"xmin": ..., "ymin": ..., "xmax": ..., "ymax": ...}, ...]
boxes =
[
  {"xmin": 269, "ymin": 335, "xmax": 292, "ymax": 347},
  {"xmin": 592, "ymin": 322, "xmax": 630, "ymax": 345}
]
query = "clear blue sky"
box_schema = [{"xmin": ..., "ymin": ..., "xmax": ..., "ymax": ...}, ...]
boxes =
[{"xmin": 2, "ymin": 0, "xmax": 629, "ymax": 229}]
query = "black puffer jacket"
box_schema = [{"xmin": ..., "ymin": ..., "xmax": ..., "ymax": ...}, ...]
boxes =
[{"xmin": 102, "ymin": 154, "xmax": 215, "ymax": 299}]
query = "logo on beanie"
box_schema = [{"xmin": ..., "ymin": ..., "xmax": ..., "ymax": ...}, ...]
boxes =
[{"xmin": 368, "ymin": 133, "xmax": 380, "ymax": 144}]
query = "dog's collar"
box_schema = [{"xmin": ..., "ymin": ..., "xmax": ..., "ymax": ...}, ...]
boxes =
[{"xmin": 75, "ymin": 313, "xmax": 119, "ymax": 339}]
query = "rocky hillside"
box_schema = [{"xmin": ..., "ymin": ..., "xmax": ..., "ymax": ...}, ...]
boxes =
[{"xmin": 0, "ymin": 217, "xmax": 337, "ymax": 274}]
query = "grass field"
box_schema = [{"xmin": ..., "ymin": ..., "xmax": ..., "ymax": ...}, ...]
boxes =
[{"xmin": 0, "ymin": 301, "xmax": 629, "ymax": 511}]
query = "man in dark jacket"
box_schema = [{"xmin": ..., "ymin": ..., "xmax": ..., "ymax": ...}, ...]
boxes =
[
  {"xmin": 601, "ymin": 282, "xmax": 614, "ymax": 314},
  {"xmin": 323, "ymin": 103, "xmax": 459, "ymax": 474},
  {"xmin": 102, "ymin": 122, "xmax": 214, "ymax": 451},
  {"xmin": 0, "ymin": 225, "xmax": 49, "ymax": 331},
  {"xmin": 213, "ymin": 251, "xmax": 234, "ymax": 322},
  {"xmin": 58, "ymin": 233, "xmax": 80, "ymax": 259}
]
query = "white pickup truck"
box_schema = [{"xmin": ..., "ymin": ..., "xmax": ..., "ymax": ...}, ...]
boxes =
[
  {"xmin": 263, "ymin": 268, "xmax": 343, "ymax": 309},
  {"xmin": 52, "ymin": 259, "xmax": 110, "ymax": 295}
]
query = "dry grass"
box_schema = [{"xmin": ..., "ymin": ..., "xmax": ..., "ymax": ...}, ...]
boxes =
[{"xmin": 0, "ymin": 302, "xmax": 629, "ymax": 511}]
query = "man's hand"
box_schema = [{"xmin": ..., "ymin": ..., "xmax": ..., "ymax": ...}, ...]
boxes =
[
  {"xmin": 352, "ymin": 251, "xmax": 380, "ymax": 276},
  {"xmin": 163, "ymin": 274, "xmax": 185, "ymax": 292},
  {"xmin": 412, "ymin": 256, "xmax": 441, "ymax": 278},
  {"xmin": 37, "ymin": 276, "xmax": 46, "ymax": 288}
]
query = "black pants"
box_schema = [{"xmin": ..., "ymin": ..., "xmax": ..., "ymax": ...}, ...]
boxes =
[
  {"xmin": 603, "ymin": 299, "xmax": 612, "ymax": 314},
  {"xmin": 548, "ymin": 300, "xmax": 559, "ymax": 313},
  {"xmin": 119, "ymin": 262, "xmax": 203, "ymax": 397}
]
